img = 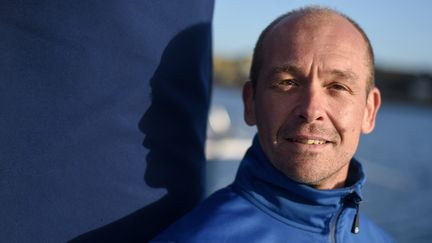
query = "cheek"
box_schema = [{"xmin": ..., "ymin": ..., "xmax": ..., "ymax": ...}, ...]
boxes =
[
  {"xmin": 255, "ymin": 93, "xmax": 289, "ymax": 137},
  {"xmin": 332, "ymin": 99, "xmax": 365, "ymax": 140}
]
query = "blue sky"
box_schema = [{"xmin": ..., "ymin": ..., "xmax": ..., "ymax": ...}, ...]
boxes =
[{"xmin": 213, "ymin": 0, "xmax": 432, "ymax": 73}]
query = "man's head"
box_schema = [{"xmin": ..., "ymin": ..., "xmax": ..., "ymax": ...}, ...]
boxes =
[
  {"xmin": 243, "ymin": 6, "xmax": 381, "ymax": 190},
  {"xmin": 250, "ymin": 7, "xmax": 376, "ymax": 93}
]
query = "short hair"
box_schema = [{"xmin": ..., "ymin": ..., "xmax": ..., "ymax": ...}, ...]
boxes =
[{"xmin": 249, "ymin": 6, "xmax": 375, "ymax": 93}]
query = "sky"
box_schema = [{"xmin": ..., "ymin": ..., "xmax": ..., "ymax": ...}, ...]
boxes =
[{"xmin": 213, "ymin": 0, "xmax": 432, "ymax": 73}]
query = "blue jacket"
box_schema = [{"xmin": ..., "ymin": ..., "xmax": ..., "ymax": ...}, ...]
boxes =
[{"xmin": 152, "ymin": 137, "xmax": 394, "ymax": 243}]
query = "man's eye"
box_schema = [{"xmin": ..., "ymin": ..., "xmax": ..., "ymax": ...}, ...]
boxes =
[
  {"xmin": 276, "ymin": 79, "xmax": 298, "ymax": 86},
  {"xmin": 329, "ymin": 83, "xmax": 349, "ymax": 91}
]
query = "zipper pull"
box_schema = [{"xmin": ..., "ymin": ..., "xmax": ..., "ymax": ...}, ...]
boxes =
[
  {"xmin": 351, "ymin": 202, "xmax": 360, "ymax": 234},
  {"xmin": 349, "ymin": 193, "xmax": 362, "ymax": 234}
]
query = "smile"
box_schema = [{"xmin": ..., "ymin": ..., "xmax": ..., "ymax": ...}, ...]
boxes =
[{"xmin": 288, "ymin": 138, "xmax": 328, "ymax": 145}]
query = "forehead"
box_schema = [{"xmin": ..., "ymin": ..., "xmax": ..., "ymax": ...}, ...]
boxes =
[
  {"xmin": 267, "ymin": 12, "xmax": 367, "ymax": 49},
  {"xmin": 260, "ymin": 13, "xmax": 370, "ymax": 80}
]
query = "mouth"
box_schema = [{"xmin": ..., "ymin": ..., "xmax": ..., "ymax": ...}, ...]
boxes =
[{"xmin": 287, "ymin": 138, "xmax": 330, "ymax": 145}]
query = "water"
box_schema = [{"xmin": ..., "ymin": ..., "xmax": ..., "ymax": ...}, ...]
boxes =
[
  {"xmin": 206, "ymin": 86, "xmax": 432, "ymax": 243},
  {"xmin": 358, "ymin": 102, "xmax": 432, "ymax": 242}
]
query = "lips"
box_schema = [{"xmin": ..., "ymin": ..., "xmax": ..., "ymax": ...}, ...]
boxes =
[
  {"xmin": 286, "ymin": 134, "xmax": 333, "ymax": 145},
  {"xmin": 288, "ymin": 138, "xmax": 328, "ymax": 145},
  {"xmin": 281, "ymin": 126, "xmax": 336, "ymax": 146}
]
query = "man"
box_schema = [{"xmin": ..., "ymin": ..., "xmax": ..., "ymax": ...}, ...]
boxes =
[{"xmin": 152, "ymin": 6, "xmax": 393, "ymax": 243}]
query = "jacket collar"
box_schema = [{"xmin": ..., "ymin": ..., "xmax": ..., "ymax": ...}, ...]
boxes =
[{"xmin": 233, "ymin": 135, "xmax": 366, "ymax": 232}]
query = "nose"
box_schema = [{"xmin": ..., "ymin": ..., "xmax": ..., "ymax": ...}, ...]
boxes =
[{"xmin": 295, "ymin": 85, "xmax": 325, "ymax": 123}]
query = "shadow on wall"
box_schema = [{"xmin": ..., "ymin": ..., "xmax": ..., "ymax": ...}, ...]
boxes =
[{"xmin": 70, "ymin": 23, "xmax": 212, "ymax": 243}]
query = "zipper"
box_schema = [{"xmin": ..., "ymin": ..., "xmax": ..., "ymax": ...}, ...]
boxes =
[
  {"xmin": 329, "ymin": 203, "xmax": 344, "ymax": 243},
  {"xmin": 329, "ymin": 192, "xmax": 362, "ymax": 243}
]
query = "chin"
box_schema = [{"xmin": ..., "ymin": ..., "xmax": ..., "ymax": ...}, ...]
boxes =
[{"xmin": 272, "ymin": 158, "xmax": 328, "ymax": 183}]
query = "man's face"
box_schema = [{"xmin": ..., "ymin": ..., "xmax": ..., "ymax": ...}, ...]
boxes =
[{"xmin": 243, "ymin": 15, "xmax": 381, "ymax": 189}]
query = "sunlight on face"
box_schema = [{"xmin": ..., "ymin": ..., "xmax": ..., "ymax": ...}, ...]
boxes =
[{"xmin": 243, "ymin": 13, "xmax": 380, "ymax": 189}]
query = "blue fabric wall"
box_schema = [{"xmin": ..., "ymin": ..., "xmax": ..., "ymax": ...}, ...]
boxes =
[{"xmin": 0, "ymin": 1, "xmax": 213, "ymax": 242}]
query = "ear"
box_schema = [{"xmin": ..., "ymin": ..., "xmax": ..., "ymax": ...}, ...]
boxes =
[
  {"xmin": 362, "ymin": 87, "xmax": 381, "ymax": 134},
  {"xmin": 243, "ymin": 81, "xmax": 257, "ymax": 126}
]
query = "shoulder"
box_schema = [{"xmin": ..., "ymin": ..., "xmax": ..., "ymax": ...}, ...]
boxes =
[{"xmin": 151, "ymin": 185, "xmax": 256, "ymax": 243}]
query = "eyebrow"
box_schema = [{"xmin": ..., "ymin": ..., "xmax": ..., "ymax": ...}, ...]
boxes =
[
  {"xmin": 270, "ymin": 64, "xmax": 304, "ymax": 78},
  {"xmin": 269, "ymin": 64, "xmax": 359, "ymax": 83},
  {"xmin": 325, "ymin": 69, "xmax": 359, "ymax": 83}
]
